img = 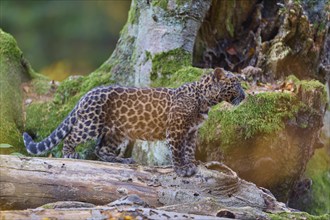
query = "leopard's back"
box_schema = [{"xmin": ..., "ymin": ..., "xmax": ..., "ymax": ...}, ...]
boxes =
[{"xmin": 103, "ymin": 87, "xmax": 173, "ymax": 140}]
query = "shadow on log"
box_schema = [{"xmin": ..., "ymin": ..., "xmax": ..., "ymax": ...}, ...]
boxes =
[{"xmin": 0, "ymin": 155, "xmax": 292, "ymax": 219}]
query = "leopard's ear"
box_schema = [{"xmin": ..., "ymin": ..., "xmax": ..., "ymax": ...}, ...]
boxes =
[{"xmin": 213, "ymin": 67, "xmax": 226, "ymax": 81}]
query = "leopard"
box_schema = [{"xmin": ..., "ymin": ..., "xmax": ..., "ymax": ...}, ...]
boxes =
[{"xmin": 23, "ymin": 67, "xmax": 245, "ymax": 177}]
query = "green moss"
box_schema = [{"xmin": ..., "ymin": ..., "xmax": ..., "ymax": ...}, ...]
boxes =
[
  {"xmin": 82, "ymin": 71, "xmax": 113, "ymax": 90},
  {"xmin": 0, "ymin": 119, "xmax": 24, "ymax": 154},
  {"xmin": 298, "ymin": 80, "xmax": 324, "ymax": 92},
  {"xmin": 287, "ymin": 75, "xmax": 327, "ymax": 103},
  {"xmin": 25, "ymin": 102, "xmax": 67, "ymax": 141},
  {"xmin": 127, "ymin": 0, "xmax": 139, "ymax": 25},
  {"xmin": 0, "ymin": 29, "xmax": 32, "ymax": 152},
  {"xmin": 304, "ymin": 148, "xmax": 330, "ymax": 215},
  {"xmin": 268, "ymin": 212, "xmax": 329, "ymax": 220},
  {"xmin": 150, "ymin": 48, "xmax": 192, "ymax": 81},
  {"xmin": 299, "ymin": 79, "xmax": 327, "ymax": 103},
  {"xmin": 200, "ymin": 92, "xmax": 298, "ymax": 149},
  {"xmin": 145, "ymin": 50, "xmax": 152, "ymax": 61},
  {"xmin": 0, "ymin": 29, "xmax": 22, "ymax": 61},
  {"xmin": 152, "ymin": 0, "xmax": 168, "ymax": 10},
  {"xmin": 152, "ymin": 66, "xmax": 206, "ymax": 87},
  {"xmin": 53, "ymin": 77, "xmax": 84, "ymax": 104},
  {"xmin": 31, "ymin": 78, "xmax": 51, "ymax": 95}
]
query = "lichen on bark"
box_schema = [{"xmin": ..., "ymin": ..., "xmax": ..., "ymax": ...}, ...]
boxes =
[{"xmin": 98, "ymin": 0, "xmax": 211, "ymax": 86}]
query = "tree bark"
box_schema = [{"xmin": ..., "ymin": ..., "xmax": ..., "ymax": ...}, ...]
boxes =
[
  {"xmin": 98, "ymin": 0, "xmax": 211, "ymax": 86},
  {"xmin": 0, "ymin": 155, "xmax": 290, "ymax": 219}
]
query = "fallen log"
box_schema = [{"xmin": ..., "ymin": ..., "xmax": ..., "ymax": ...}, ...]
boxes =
[{"xmin": 0, "ymin": 155, "xmax": 289, "ymax": 218}]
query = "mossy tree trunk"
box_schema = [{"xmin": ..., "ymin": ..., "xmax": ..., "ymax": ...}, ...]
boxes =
[
  {"xmin": 0, "ymin": 29, "xmax": 34, "ymax": 153},
  {"xmin": 97, "ymin": 0, "xmax": 212, "ymax": 86}
]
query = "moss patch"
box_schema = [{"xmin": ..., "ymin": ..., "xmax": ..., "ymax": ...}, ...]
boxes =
[
  {"xmin": 127, "ymin": 0, "xmax": 139, "ymax": 25},
  {"xmin": 287, "ymin": 75, "xmax": 327, "ymax": 103},
  {"xmin": 0, "ymin": 29, "xmax": 33, "ymax": 153},
  {"xmin": 31, "ymin": 78, "xmax": 51, "ymax": 95},
  {"xmin": 150, "ymin": 48, "xmax": 192, "ymax": 82},
  {"xmin": 200, "ymin": 92, "xmax": 298, "ymax": 149},
  {"xmin": 0, "ymin": 29, "xmax": 22, "ymax": 60},
  {"xmin": 268, "ymin": 212, "xmax": 329, "ymax": 220},
  {"xmin": 152, "ymin": 66, "xmax": 207, "ymax": 87},
  {"xmin": 303, "ymin": 147, "xmax": 330, "ymax": 215},
  {"xmin": 152, "ymin": 0, "xmax": 169, "ymax": 10}
]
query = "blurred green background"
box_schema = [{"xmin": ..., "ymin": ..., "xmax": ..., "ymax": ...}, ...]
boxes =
[{"xmin": 0, "ymin": 0, "xmax": 131, "ymax": 81}]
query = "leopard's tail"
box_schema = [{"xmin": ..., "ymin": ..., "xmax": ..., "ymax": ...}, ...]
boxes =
[{"xmin": 23, "ymin": 109, "xmax": 77, "ymax": 155}]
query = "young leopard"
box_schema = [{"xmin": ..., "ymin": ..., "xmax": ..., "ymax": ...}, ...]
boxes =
[{"xmin": 23, "ymin": 68, "xmax": 245, "ymax": 176}]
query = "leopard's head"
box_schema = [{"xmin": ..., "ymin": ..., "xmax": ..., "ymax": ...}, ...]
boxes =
[{"xmin": 201, "ymin": 68, "xmax": 246, "ymax": 106}]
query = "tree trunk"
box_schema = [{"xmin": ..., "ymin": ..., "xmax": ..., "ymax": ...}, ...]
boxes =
[
  {"xmin": 0, "ymin": 155, "xmax": 291, "ymax": 219},
  {"xmin": 98, "ymin": 0, "xmax": 212, "ymax": 86}
]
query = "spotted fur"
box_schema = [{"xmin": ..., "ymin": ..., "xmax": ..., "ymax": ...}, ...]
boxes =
[{"xmin": 23, "ymin": 68, "xmax": 245, "ymax": 176}]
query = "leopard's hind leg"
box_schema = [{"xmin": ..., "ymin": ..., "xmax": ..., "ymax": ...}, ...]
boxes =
[
  {"xmin": 62, "ymin": 138, "xmax": 81, "ymax": 159},
  {"xmin": 95, "ymin": 127, "xmax": 134, "ymax": 164},
  {"xmin": 62, "ymin": 120, "xmax": 100, "ymax": 159}
]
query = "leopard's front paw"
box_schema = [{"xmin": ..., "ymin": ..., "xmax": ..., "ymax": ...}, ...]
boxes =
[{"xmin": 175, "ymin": 163, "xmax": 197, "ymax": 177}]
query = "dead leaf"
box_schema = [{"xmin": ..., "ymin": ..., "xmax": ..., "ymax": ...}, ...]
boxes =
[{"xmin": 226, "ymin": 47, "xmax": 237, "ymax": 56}]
